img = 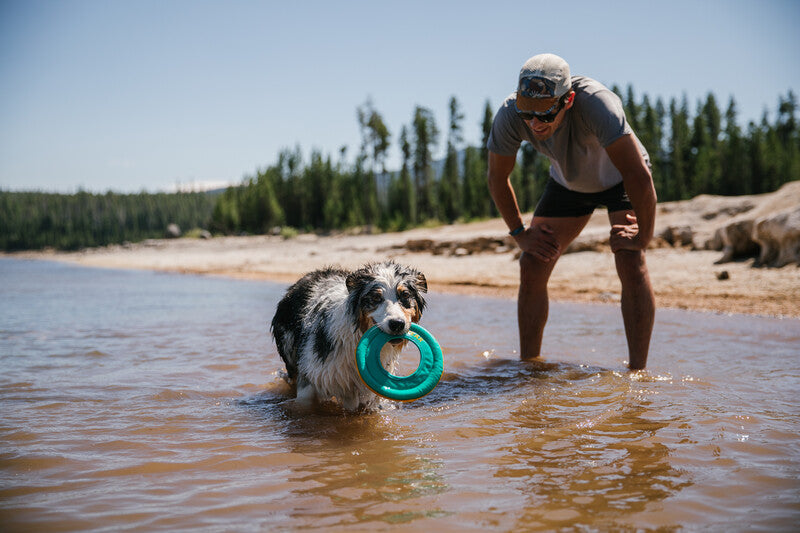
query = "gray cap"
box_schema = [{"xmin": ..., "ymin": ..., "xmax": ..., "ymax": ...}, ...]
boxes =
[{"xmin": 516, "ymin": 53, "xmax": 571, "ymax": 111}]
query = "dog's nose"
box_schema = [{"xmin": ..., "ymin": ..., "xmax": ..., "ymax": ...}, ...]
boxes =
[{"xmin": 387, "ymin": 319, "xmax": 406, "ymax": 334}]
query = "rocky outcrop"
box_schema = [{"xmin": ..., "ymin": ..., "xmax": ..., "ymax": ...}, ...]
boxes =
[
  {"xmin": 708, "ymin": 181, "xmax": 800, "ymax": 267},
  {"xmin": 380, "ymin": 181, "xmax": 800, "ymax": 267},
  {"xmin": 395, "ymin": 237, "xmax": 515, "ymax": 256},
  {"xmin": 752, "ymin": 206, "xmax": 800, "ymax": 267},
  {"xmin": 713, "ymin": 219, "xmax": 759, "ymax": 263}
]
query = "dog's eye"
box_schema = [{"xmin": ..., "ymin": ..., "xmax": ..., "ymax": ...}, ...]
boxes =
[
  {"xmin": 364, "ymin": 290, "xmax": 383, "ymax": 307},
  {"xmin": 397, "ymin": 290, "xmax": 413, "ymax": 307}
]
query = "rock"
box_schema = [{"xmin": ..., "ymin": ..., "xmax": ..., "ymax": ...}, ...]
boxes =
[
  {"xmin": 701, "ymin": 202, "xmax": 756, "ymax": 220},
  {"xmin": 752, "ymin": 206, "xmax": 800, "ymax": 267},
  {"xmin": 565, "ymin": 237, "xmax": 608, "ymax": 253},
  {"xmin": 405, "ymin": 239, "xmax": 436, "ymax": 253},
  {"xmin": 714, "ymin": 219, "xmax": 758, "ymax": 263},
  {"xmin": 165, "ymin": 223, "xmax": 182, "ymax": 238},
  {"xmin": 660, "ymin": 225, "xmax": 695, "ymax": 247},
  {"xmin": 705, "ymin": 230, "xmax": 724, "ymax": 251},
  {"xmin": 400, "ymin": 237, "xmax": 514, "ymax": 256},
  {"xmin": 711, "ymin": 181, "xmax": 800, "ymax": 265}
]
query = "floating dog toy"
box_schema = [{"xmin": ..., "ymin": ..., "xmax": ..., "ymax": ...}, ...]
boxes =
[{"xmin": 355, "ymin": 323, "xmax": 443, "ymax": 401}]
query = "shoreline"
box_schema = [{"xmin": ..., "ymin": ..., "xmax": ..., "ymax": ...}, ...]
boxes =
[{"xmin": 8, "ymin": 216, "xmax": 799, "ymax": 319}]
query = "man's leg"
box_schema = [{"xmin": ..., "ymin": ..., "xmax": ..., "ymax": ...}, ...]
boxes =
[
  {"xmin": 518, "ymin": 215, "xmax": 590, "ymax": 360},
  {"xmin": 609, "ymin": 210, "xmax": 656, "ymax": 370}
]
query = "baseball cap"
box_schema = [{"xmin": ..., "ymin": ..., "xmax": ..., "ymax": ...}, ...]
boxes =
[{"xmin": 516, "ymin": 53, "xmax": 571, "ymax": 112}]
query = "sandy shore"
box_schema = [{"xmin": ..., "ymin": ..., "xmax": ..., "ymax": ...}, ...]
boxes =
[{"xmin": 10, "ymin": 200, "xmax": 799, "ymax": 318}]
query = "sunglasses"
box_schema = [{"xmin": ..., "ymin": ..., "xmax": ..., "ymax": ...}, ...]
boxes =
[{"xmin": 515, "ymin": 94, "xmax": 569, "ymax": 123}]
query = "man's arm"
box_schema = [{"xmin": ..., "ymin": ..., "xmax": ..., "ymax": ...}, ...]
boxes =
[
  {"xmin": 605, "ymin": 134, "xmax": 657, "ymax": 251},
  {"xmin": 487, "ymin": 151, "xmax": 523, "ymax": 231},
  {"xmin": 487, "ymin": 150, "xmax": 560, "ymax": 261}
]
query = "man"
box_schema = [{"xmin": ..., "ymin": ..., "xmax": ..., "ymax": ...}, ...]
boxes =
[{"xmin": 486, "ymin": 53, "xmax": 656, "ymax": 370}]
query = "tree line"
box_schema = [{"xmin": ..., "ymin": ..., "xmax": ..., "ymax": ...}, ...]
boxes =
[
  {"xmin": 2, "ymin": 87, "xmax": 797, "ymax": 250},
  {"xmin": 0, "ymin": 190, "xmax": 217, "ymax": 251},
  {"xmin": 212, "ymin": 87, "xmax": 799, "ymax": 235}
]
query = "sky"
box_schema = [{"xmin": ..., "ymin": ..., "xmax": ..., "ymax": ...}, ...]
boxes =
[{"xmin": 1, "ymin": 0, "xmax": 799, "ymax": 193}]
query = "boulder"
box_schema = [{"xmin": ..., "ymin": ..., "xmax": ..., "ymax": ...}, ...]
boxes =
[
  {"xmin": 660, "ymin": 225, "xmax": 694, "ymax": 247},
  {"xmin": 752, "ymin": 206, "xmax": 800, "ymax": 267},
  {"xmin": 714, "ymin": 219, "xmax": 758, "ymax": 263},
  {"xmin": 165, "ymin": 223, "xmax": 182, "ymax": 239},
  {"xmin": 710, "ymin": 181, "xmax": 800, "ymax": 265}
]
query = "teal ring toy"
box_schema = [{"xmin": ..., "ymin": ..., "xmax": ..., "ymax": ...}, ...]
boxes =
[{"xmin": 355, "ymin": 323, "xmax": 443, "ymax": 401}]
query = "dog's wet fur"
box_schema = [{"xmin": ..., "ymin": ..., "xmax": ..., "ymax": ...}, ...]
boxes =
[{"xmin": 271, "ymin": 261, "xmax": 427, "ymax": 411}]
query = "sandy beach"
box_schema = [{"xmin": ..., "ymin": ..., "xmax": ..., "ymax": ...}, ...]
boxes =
[{"xmin": 11, "ymin": 187, "xmax": 800, "ymax": 319}]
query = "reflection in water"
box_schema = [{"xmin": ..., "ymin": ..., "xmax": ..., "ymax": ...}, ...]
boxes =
[
  {"xmin": 1, "ymin": 258, "xmax": 799, "ymax": 531},
  {"xmin": 502, "ymin": 375, "xmax": 691, "ymax": 529},
  {"xmin": 240, "ymin": 392, "xmax": 449, "ymax": 528}
]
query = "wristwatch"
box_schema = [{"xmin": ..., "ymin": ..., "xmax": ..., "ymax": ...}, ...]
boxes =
[{"xmin": 509, "ymin": 224, "xmax": 525, "ymax": 237}]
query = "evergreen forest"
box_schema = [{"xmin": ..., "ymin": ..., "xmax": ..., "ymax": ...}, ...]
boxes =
[
  {"xmin": 2, "ymin": 86, "xmax": 798, "ymax": 251},
  {"xmin": 0, "ymin": 191, "xmax": 217, "ymax": 251}
]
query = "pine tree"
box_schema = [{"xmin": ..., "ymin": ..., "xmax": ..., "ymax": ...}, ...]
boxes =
[
  {"xmin": 461, "ymin": 145, "xmax": 487, "ymax": 219},
  {"xmin": 668, "ymin": 97, "xmax": 691, "ymax": 200},
  {"xmin": 480, "ymin": 100, "xmax": 496, "ymax": 215},
  {"xmin": 396, "ymin": 125, "xmax": 417, "ymax": 227},
  {"xmin": 624, "ymin": 85, "xmax": 641, "ymax": 132},
  {"xmin": 356, "ymin": 99, "xmax": 386, "ymax": 228},
  {"xmin": 440, "ymin": 96, "xmax": 464, "ymax": 222},
  {"xmin": 412, "ymin": 106, "xmax": 440, "ymax": 221},
  {"xmin": 720, "ymin": 98, "xmax": 748, "ymax": 195},
  {"xmin": 518, "ymin": 143, "xmax": 538, "ymax": 212},
  {"xmin": 776, "ymin": 91, "xmax": 800, "ymax": 188}
]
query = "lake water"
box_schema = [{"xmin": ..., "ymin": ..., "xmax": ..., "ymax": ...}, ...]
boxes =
[{"xmin": 1, "ymin": 257, "xmax": 798, "ymax": 531}]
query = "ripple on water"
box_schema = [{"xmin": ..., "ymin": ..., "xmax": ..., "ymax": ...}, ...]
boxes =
[{"xmin": 1, "ymin": 259, "xmax": 799, "ymax": 531}]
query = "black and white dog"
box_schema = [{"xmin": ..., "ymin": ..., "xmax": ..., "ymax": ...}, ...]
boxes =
[{"xmin": 271, "ymin": 261, "xmax": 428, "ymax": 411}]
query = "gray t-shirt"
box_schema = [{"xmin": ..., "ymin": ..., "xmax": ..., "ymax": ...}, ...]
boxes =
[{"xmin": 487, "ymin": 76, "xmax": 649, "ymax": 193}]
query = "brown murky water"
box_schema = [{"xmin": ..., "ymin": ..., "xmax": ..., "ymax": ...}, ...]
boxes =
[{"xmin": 1, "ymin": 258, "xmax": 799, "ymax": 531}]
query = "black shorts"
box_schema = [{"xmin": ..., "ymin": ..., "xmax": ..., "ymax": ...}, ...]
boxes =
[{"xmin": 533, "ymin": 178, "xmax": 633, "ymax": 218}]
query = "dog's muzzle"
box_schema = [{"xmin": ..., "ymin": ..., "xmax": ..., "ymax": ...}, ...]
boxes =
[{"xmin": 385, "ymin": 319, "xmax": 408, "ymax": 344}]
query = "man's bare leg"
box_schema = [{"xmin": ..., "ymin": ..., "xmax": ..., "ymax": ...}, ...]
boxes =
[
  {"xmin": 518, "ymin": 215, "xmax": 590, "ymax": 360},
  {"xmin": 609, "ymin": 211, "xmax": 655, "ymax": 370}
]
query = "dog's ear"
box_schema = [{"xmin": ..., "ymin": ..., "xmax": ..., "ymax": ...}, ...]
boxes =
[
  {"xmin": 346, "ymin": 269, "xmax": 371, "ymax": 319},
  {"xmin": 408, "ymin": 270, "xmax": 427, "ymax": 317},
  {"xmin": 345, "ymin": 270, "xmax": 367, "ymax": 293},
  {"xmin": 415, "ymin": 272, "xmax": 428, "ymax": 293}
]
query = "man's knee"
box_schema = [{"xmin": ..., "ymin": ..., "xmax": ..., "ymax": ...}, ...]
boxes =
[
  {"xmin": 614, "ymin": 249, "xmax": 649, "ymax": 285},
  {"xmin": 519, "ymin": 251, "xmax": 554, "ymax": 286}
]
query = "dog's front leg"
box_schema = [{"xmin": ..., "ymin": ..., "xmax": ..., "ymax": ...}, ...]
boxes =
[
  {"xmin": 295, "ymin": 377, "xmax": 317, "ymax": 406},
  {"xmin": 340, "ymin": 395, "xmax": 361, "ymax": 412}
]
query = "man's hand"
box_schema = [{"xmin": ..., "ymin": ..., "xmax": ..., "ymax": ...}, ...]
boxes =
[
  {"xmin": 515, "ymin": 223, "xmax": 560, "ymax": 262},
  {"xmin": 610, "ymin": 213, "xmax": 645, "ymax": 252}
]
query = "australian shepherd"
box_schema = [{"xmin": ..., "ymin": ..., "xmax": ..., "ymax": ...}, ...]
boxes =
[{"xmin": 271, "ymin": 261, "xmax": 428, "ymax": 411}]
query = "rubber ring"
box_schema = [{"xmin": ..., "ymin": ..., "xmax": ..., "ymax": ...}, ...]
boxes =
[{"xmin": 355, "ymin": 323, "xmax": 443, "ymax": 401}]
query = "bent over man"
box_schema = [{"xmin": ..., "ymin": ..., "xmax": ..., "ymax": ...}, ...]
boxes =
[{"xmin": 486, "ymin": 53, "xmax": 657, "ymax": 369}]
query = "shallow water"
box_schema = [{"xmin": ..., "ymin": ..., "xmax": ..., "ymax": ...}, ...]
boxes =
[{"xmin": 1, "ymin": 258, "xmax": 798, "ymax": 531}]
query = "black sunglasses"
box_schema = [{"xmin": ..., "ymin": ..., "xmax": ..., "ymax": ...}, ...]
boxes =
[{"xmin": 516, "ymin": 94, "xmax": 569, "ymax": 123}]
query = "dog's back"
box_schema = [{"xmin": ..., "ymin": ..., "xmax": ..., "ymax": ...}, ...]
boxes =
[{"xmin": 271, "ymin": 267, "xmax": 349, "ymax": 382}]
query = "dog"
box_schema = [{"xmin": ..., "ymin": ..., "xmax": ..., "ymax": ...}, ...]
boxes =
[{"xmin": 271, "ymin": 261, "xmax": 428, "ymax": 411}]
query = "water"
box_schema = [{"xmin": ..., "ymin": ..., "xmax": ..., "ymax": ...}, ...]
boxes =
[{"xmin": 1, "ymin": 258, "xmax": 798, "ymax": 531}]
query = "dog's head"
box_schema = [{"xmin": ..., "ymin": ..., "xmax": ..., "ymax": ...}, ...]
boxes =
[{"xmin": 346, "ymin": 261, "xmax": 427, "ymax": 343}]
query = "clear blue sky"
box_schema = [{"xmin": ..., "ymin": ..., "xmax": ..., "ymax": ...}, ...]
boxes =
[{"xmin": 1, "ymin": 0, "xmax": 798, "ymax": 193}]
